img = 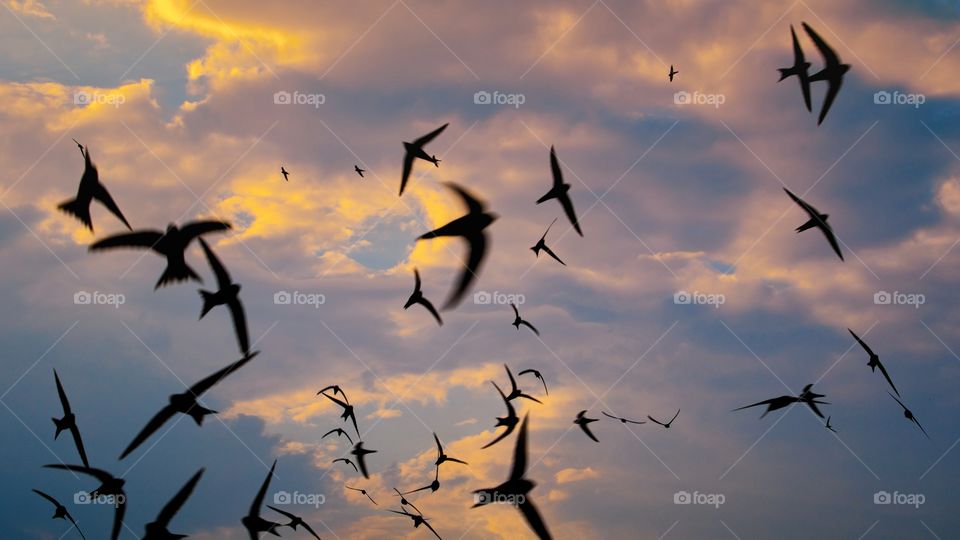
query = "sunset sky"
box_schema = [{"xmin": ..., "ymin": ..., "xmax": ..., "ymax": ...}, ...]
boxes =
[{"xmin": 3, "ymin": 0, "xmax": 960, "ymax": 538}]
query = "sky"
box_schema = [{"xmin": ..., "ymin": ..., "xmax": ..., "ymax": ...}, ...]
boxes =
[{"xmin": 2, "ymin": 0, "xmax": 960, "ymax": 538}]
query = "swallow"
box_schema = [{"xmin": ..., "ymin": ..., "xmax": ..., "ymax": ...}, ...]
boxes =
[
  {"xmin": 387, "ymin": 507, "xmax": 442, "ymax": 539},
  {"xmin": 778, "ymin": 24, "xmax": 812, "ymax": 112},
  {"xmin": 281, "ymin": 166, "xmax": 289, "ymax": 181},
  {"xmin": 511, "ymin": 304, "xmax": 539, "ymax": 336},
  {"xmin": 351, "ymin": 441, "xmax": 378, "ymax": 479},
  {"xmin": 267, "ymin": 505, "xmax": 322, "ymax": 540},
  {"xmin": 601, "ymin": 411, "xmax": 645, "ymax": 425},
  {"xmin": 530, "ymin": 218, "xmax": 566, "ymax": 266},
  {"xmin": 404, "ymin": 268, "xmax": 442, "ymax": 326},
  {"xmin": 733, "ymin": 384, "xmax": 828, "ymax": 419},
  {"xmin": 889, "ymin": 392, "xmax": 929, "ymax": 438},
  {"xmin": 198, "ymin": 238, "xmax": 250, "ymax": 356},
  {"xmin": 345, "ymin": 485, "xmax": 377, "ymax": 505},
  {"xmin": 333, "ymin": 458, "xmax": 358, "ymax": 473},
  {"xmin": 647, "ymin": 409, "xmax": 680, "ymax": 428},
  {"xmin": 537, "ymin": 146, "xmax": 582, "ymax": 237},
  {"xmin": 393, "ymin": 487, "xmax": 422, "ymax": 514},
  {"xmin": 71, "ymin": 138, "xmax": 84, "ymax": 154},
  {"xmin": 322, "ymin": 427, "xmax": 354, "ymax": 445},
  {"xmin": 574, "ymin": 410, "xmax": 599, "ymax": 442},
  {"xmin": 849, "ymin": 328, "xmax": 899, "ymax": 397},
  {"xmin": 143, "ymin": 469, "xmax": 204, "ymax": 540},
  {"xmin": 402, "ymin": 467, "xmax": 440, "ymax": 495},
  {"xmin": 58, "ymin": 146, "xmax": 132, "ymax": 232},
  {"xmin": 473, "ymin": 415, "xmax": 552, "ymax": 540},
  {"xmin": 43, "ymin": 464, "xmax": 126, "ymax": 540},
  {"xmin": 321, "ymin": 392, "xmax": 360, "ymax": 439},
  {"xmin": 783, "ymin": 188, "xmax": 843, "ymax": 261},
  {"xmin": 354, "ymin": 165, "xmax": 365, "ymax": 178},
  {"xmin": 518, "ymin": 369, "xmax": 548, "ymax": 396},
  {"xmin": 433, "ymin": 432, "xmax": 468, "ymax": 467},
  {"xmin": 242, "ymin": 460, "xmax": 283, "ymax": 539},
  {"xmin": 89, "ymin": 220, "xmax": 232, "ymax": 289},
  {"xmin": 400, "ymin": 123, "xmax": 448, "ymax": 195},
  {"xmin": 416, "ymin": 182, "xmax": 497, "ymax": 310},
  {"xmin": 482, "ymin": 381, "xmax": 519, "ymax": 449},
  {"xmin": 825, "ymin": 416, "xmax": 837, "ymax": 433},
  {"xmin": 52, "ymin": 370, "xmax": 89, "ymax": 468},
  {"xmin": 504, "ymin": 364, "xmax": 543, "ymax": 404},
  {"xmin": 668, "ymin": 65, "xmax": 678, "ymax": 82},
  {"xmin": 803, "ymin": 22, "xmax": 850, "ymax": 125},
  {"xmin": 120, "ymin": 352, "xmax": 257, "ymax": 459},
  {"xmin": 32, "ymin": 489, "xmax": 86, "ymax": 540},
  {"xmin": 317, "ymin": 385, "xmax": 348, "ymax": 401}
]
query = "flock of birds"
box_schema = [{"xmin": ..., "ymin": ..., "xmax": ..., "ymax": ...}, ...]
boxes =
[{"xmin": 27, "ymin": 20, "xmax": 927, "ymax": 540}]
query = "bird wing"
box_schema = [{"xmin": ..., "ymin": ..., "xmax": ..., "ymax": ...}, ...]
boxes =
[
  {"xmin": 32, "ymin": 488, "xmax": 60, "ymax": 507},
  {"xmin": 789, "ymin": 25, "xmax": 812, "ymax": 112},
  {"xmin": 434, "ymin": 432, "xmax": 443, "ymax": 455},
  {"xmin": 558, "ymin": 193, "xmax": 583, "ymax": 237},
  {"xmin": 520, "ymin": 320, "xmax": 540, "ymax": 336},
  {"xmin": 444, "ymin": 181, "xmax": 486, "ymax": 214},
  {"xmin": 802, "ymin": 22, "xmax": 842, "ymax": 70},
  {"xmin": 334, "ymin": 459, "xmax": 358, "ymax": 473},
  {"xmin": 68, "ymin": 424, "xmax": 90, "ymax": 469},
  {"xmin": 43, "ymin": 464, "xmax": 113, "ymax": 483},
  {"xmin": 782, "ymin": 188, "xmax": 820, "ymax": 219},
  {"xmin": 549, "ymin": 146, "xmax": 563, "ymax": 189},
  {"xmin": 579, "ymin": 421, "xmax": 599, "ymax": 442},
  {"xmin": 875, "ymin": 360, "xmax": 900, "ymax": 397},
  {"xmin": 179, "ymin": 220, "xmax": 232, "ymax": 243},
  {"xmin": 847, "ymin": 328, "xmax": 874, "ymax": 356},
  {"xmin": 250, "ymin": 461, "xmax": 277, "ymax": 517},
  {"xmin": 400, "ymin": 151, "xmax": 414, "ymax": 195},
  {"xmin": 89, "ymin": 230, "xmax": 163, "ymax": 251},
  {"xmin": 517, "ymin": 497, "xmax": 553, "ymax": 540},
  {"xmin": 423, "ymin": 519, "xmax": 443, "ymax": 540},
  {"xmin": 732, "ymin": 398, "xmax": 784, "ymax": 412},
  {"xmin": 668, "ymin": 409, "xmax": 680, "ymax": 424},
  {"xmin": 66, "ymin": 512, "xmax": 86, "ymax": 540},
  {"xmin": 601, "ymin": 411, "xmax": 619, "ymax": 420},
  {"xmin": 504, "ymin": 364, "xmax": 518, "ymax": 393},
  {"xmin": 417, "ymin": 297, "xmax": 443, "ymax": 326},
  {"xmin": 819, "ymin": 222, "xmax": 844, "ymax": 261},
  {"xmin": 92, "ymin": 182, "xmax": 131, "ymax": 230},
  {"xmin": 413, "ymin": 268, "xmax": 422, "ymax": 291},
  {"xmin": 413, "ymin": 123, "xmax": 449, "ymax": 147},
  {"xmin": 912, "ymin": 417, "xmax": 930, "ymax": 439},
  {"xmin": 541, "ymin": 244, "xmax": 566, "ymax": 266},
  {"xmin": 509, "ymin": 415, "xmax": 529, "ymax": 481},
  {"xmin": 323, "ymin": 392, "xmax": 349, "ymax": 409},
  {"xmin": 120, "ymin": 405, "xmax": 177, "ymax": 459},
  {"xmin": 266, "ymin": 504, "xmax": 296, "ymax": 521},
  {"xmin": 198, "ymin": 238, "xmax": 231, "ymax": 288},
  {"xmin": 511, "ymin": 303, "xmax": 520, "ymax": 318},
  {"xmin": 155, "ymin": 469, "xmax": 204, "ymax": 527},
  {"xmin": 227, "ymin": 298, "xmax": 251, "ymax": 356},
  {"xmin": 804, "ymin": 400, "xmax": 826, "ymax": 419},
  {"xmin": 110, "ymin": 496, "xmax": 126, "ymax": 540},
  {"xmin": 189, "ymin": 352, "xmax": 255, "ymax": 396},
  {"xmin": 357, "ymin": 453, "xmax": 371, "ymax": 478},
  {"xmin": 442, "ymin": 231, "xmax": 486, "ymax": 310},
  {"xmin": 300, "ymin": 521, "xmax": 322, "ymax": 540},
  {"xmin": 54, "ymin": 370, "xmax": 71, "ymax": 414}
]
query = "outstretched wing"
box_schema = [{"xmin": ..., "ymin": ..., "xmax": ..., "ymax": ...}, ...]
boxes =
[
  {"xmin": 89, "ymin": 230, "xmax": 163, "ymax": 251},
  {"xmin": 782, "ymin": 188, "xmax": 819, "ymax": 219},
  {"xmin": 199, "ymin": 238, "xmax": 231, "ymax": 288},
  {"xmin": 43, "ymin": 464, "xmax": 113, "ymax": 483},
  {"xmin": 848, "ymin": 328, "xmax": 873, "ymax": 356},
  {"xmin": 228, "ymin": 298, "xmax": 251, "ymax": 356},
  {"xmin": 417, "ymin": 297, "xmax": 443, "ymax": 326},
  {"xmin": 32, "ymin": 488, "xmax": 61, "ymax": 507},
  {"xmin": 412, "ymin": 123, "xmax": 449, "ymax": 147},
  {"xmin": 819, "ymin": 224, "xmax": 844, "ymax": 261},
  {"xmin": 579, "ymin": 421, "xmax": 598, "ymax": 442},
  {"xmin": 68, "ymin": 424, "xmax": 90, "ymax": 469},
  {"xmin": 189, "ymin": 352, "xmax": 256, "ymax": 396},
  {"xmin": 520, "ymin": 320, "xmax": 540, "ymax": 336},
  {"xmin": 875, "ymin": 360, "xmax": 900, "ymax": 397},
  {"xmin": 120, "ymin": 405, "xmax": 177, "ymax": 459},
  {"xmin": 509, "ymin": 415, "xmax": 530, "ymax": 481},
  {"xmin": 541, "ymin": 244, "xmax": 566, "ymax": 266},
  {"xmin": 180, "ymin": 220, "xmax": 231, "ymax": 244},
  {"xmin": 92, "ymin": 182, "xmax": 132, "ymax": 230},
  {"xmin": 155, "ymin": 469, "xmax": 204, "ymax": 527},
  {"xmin": 442, "ymin": 231, "xmax": 486, "ymax": 310},
  {"xmin": 558, "ymin": 193, "xmax": 582, "ymax": 237},
  {"xmin": 250, "ymin": 460, "xmax": 277, "ymax": 517},
  {"xmin": 549, "ymin": 146, "xmax": 563, "ymax": 188},
  {"xmin": 802, "ymin": 22, "xmax": 842, "ymax": 70},
  {"xmin": 518, "ymin": 497, "xmax": 553, "ymax": 540}
]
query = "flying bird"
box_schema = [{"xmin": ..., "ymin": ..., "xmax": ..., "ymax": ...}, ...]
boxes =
[
  {"xmin": 198, "ymin": 238, "xmax": 250, "ymax": 357},
  {"xmin": 574, "ymin": 410, "xmax": 599, "ymax": 442},
  {"xmin": 783, "ymin": 188, "xmax": 843, "ymax": 261},
  {"xmin": 849, "ymin": 328, "xmax": 899, "ymax": 397},
  {"xmin": 320, "ymin": 391, "xmax": 360, "ymax": 439},
  {"xmin": 416, "ymin": 182, "xmax": 497, "ymax": 310},
  {"xmin": 44, "ymin": 464, "xmax": 125, "ymax": 540},
  {"xmin": 404, "ymin": 268, "xmax": 442, "ymax": 326},
  {"xmin": 518, "ymin": 368, "xmax": 549, "ymax": 396},
  {"xmin": 354, "ymin": 165, "xmax": 365, "ymax": 178},
  {"xmin": 242, "ymin": 460, "xmax": 283, "ymax": 540},
  {"xmin": 351, "ymin": 441, "xmax": 378, "ymax": 479},
  {"xmin": 393, "ymin": 487, "xmax": 422, "ymax": 514},
  {"xmin": 778, "ymin": 24, "xmax": 812, "ymax": 112},
  {"xmin": 481, "ymin": 381, "xmax": 519, "ymax": 449},
  {"xmin": 89, "ymin": 220, "xmax": 232, "ymax": 289},
  {"xmin": 803, "ymin": 22, "xmax": 850, "ymax": 125},
  {"xmin": 387, "ymin": 507, "xmax": 442, "ymax": 540},
  {"xmin": 143, "ymin": 469, "xmax": 204, "ymax": 540},
  {"xmin": 668, "ymin": 65, "xmax": 679, "ymax": 82},
  {"xmin": 733, "ymin": 384, "xmax": 828, "ymax": 419},
  {"xmin": 473, "ymin": 415, "xmax": 553, "ymax": 540},
  {"xmin": 536, "ymin": 146, "xmax": 582, "ymax": 237},
  {"xmin": 120, "ymin": 352, "xmax": 257, "ymax": 459},
  {"xmin": 345, "ymin": 485, "xmax": 377, "ymax": 505},
  {"xmin": 433, "ymin": 432, "xmax": 468, "ymax": 467},
  {"xmin": 52, "ymin": 370, "xmax": 89, "ymax": 468},
  {"xmin": 530, "ymin": 218, "xmax": 566, "ymax": 266},
  {"xmin": 281, "ymin": 166, "xmax": 289, "ymax": 181},
  {"xmin": 267, "ymin": 505, "xmax": 322, "ymax": 540},
  {"xmin": 510, "ymin": 303, "xmax": 539, "ymax": 336},
  {"xmin": 825, "ymin": 416, "xmax": 837, "ymax": 433},
  {"xmin": 889, "ymin": 392, "xmax": 929, "ymax": 438},
  {"xmin": 32, "ymin": 489, "xmax": 86, "ymax": 540},
  {"xmin": 401, "ymin": 467, "xmax": 440, "ymax": 495},
  {"xmin": 58, "ymin": 145, "xmax": 131, "ymax": 232},
  {"xmin": 317, "ymin": 385, "xmax": 348, "ymax": 401},
  {"xmin": 601, "ymin": 411, "xmax": 645, "ymax": 425},
  {"xmin": 333, "ymin": 458, "xmax": 359, "ymax": 473},
  {"xmin": 400, "ymin": 123, "xmax": 448, "ymax": 196},
  {"xmin": 503, "ymin": 364, "xmax": 543, "ymax": 404},
  {"xmin": 322, "ymin": 427, "xmax": 354, "ymax": 445},
  {"xmin": 647, "ymin": 409, "xmax": 680, "ymax": 428}
]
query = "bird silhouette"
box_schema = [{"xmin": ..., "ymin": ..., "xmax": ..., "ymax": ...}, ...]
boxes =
[
  {"xmin": 345, "ymin": 485, "xmax": 377, "ymax": 505},
  {"xmin": 574, "ymin": 410, "xmax": 599, "ymax": 442},
  {"xmin": 889, "ymin": 392, "xmax": 929, "ymax": 438},
  {"xmin": 433, "ymin": 432, "xmax": 468, "ymax": 467},
  {"xmin": 198, "ymin": 238, "xmax": 250, "ymax": 356},
  {"xmin": 393, "ymin": 487, "xmax": 422, "ymax": 514},
  {"xmin": 120, "ymin": 352, "xmax": 257, "ymax": 459},
  {"xmin": 402, "ymin": 466, "xmax": 440, "ymax": 496},
  {"xmin": 400, "ymin": 123, "xmax": 448, "ymax": 195},
  {"xmin": 404, "ymin": 268, "xmax": 442, "ymax": 326},
  {"xmin": 320, "ymin": 391, "xmax": 360, "ymax": 439},
  {"xmin": 778, "ymin": 24, "xmax": 812, "ymax": 112},
  {"xmin": 734, "ymin": 384, "xmax": 828, "ymax": 419},
  {"xmin": 143, "ymin": 468, "xmax": 204, "ymax": 540},
  {"xmin": 803, "ymin": 22, "xmax": 850, "ymax": 125},
  {"xmin": 530, "ymin": 218, "xmax": 566, "ymax": 266},
  {"xmin": 848, "ymin": 328, "xmax": 899, "ymax": 397},
  {"xmin": 387, "ymin": 507, "xmax": 442, "ymax": 539},
  {"xmin": 58, "ymin": 146, "xmax": 131, "ymax": 232},
  {"xmin": 668, "ymin": 65, "xmax": 679, "ymax": 82},
  {"xmin": 354, "ymin": 165, "xmax": 365, "ymax": 178},
  {"xmin": 504, "ymin": 364, "xmax": 543, "ymax": 404},
  {"xmin": 89, "ymin": 220, "xmax": 231, "ymax": 289},
  {"xmin": 601, "ymin": 411, "xmax": 645, "ymax": 425},
  {"xmin": 416, "ymin": 182, "xmax": 497, "ymax": 310},
  {"xmin": 473, "ymin": 414, "xmax": 552, "ymax": 540},
  {"xmin": 52, "ymin": 370, "xmax": 89, "ymax": 468},
  {"xmin": 825, "ymin": 416, "xmax": 837, "ymax": 433},
  {"xmin": 482, "ymin": 381, "xmax": 519, "ymax": 449},
  {"xmin": 317, "ymin": 385, "xmax": 348, "ymax": 401},
  {"xmin": 242, "ymin": 460, "xmax": 283, "ymax": 539},
  {"xmin": 322, "ymin": 427, "xmax": 354, "ymax": 445},
  {"xmin": 518, "ymin": 368, "xmax": 548, "ymax": 396},
  {"xmin": 267, "ymin": 505, "xmax": 322, "ymax": 540},
  {"xmin": 333, "ymin": 458, "xmax": 359, "ymax": 473},
  {"xmin": 537, "ymin": 146, "xmax": 582, "ymax": 237},
  {"xmin": 351, "ymin": 441, "xmax": 378, "ymax": 479},
  {"xmin": 32, "ymin": 489, "xmax": 86, "ymax": 540},
  {"xmin": 510, "ymin": 304, "xmax": 539, "ymax": 336},
  {"xmin": 44, "ymin": 464, "xmax": 126, "ymax": 540},
  {"xmin": 647, "ymin": 409, "xmax": 680, "ymax": 428},
  {"xmin": 783, "ymin": 188, "xmax": 843, "ymax": 261},
  {"xmin": 281, "ymin": 166, "xmax": 289, "ymax": 181}
]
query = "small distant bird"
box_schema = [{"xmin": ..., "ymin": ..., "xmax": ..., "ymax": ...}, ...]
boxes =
[
  {"xmin": 803, "ymin": 22, "xmax": 850, "ymax": 125},
  {"xmin": 318, "ymin": 385, "xmax": 348, "ymax": 401},
  {"xmin": 400, "ymin": 123, "xmax": 448, "ymax": 196},
  {"xmin": 355, "ymin": 165, "xmax": 365, "ymax": 178},
  {"xmin": 241, "ymin": 460, "xmax": 283, "ymax": 539},
  {"xmin": 333, "ymin": 458, "xmax": 359, "ymax": 473},
  {"xmin": 433, "ymin": 432, "xmax": 468, "ymax": 468},
  {"xmin": 401, "ymin": 467, "xmax": 440, "ymax": 495},
  {"xmin": 44, "ymin": 464, "xmax": 126, "ymax": 540},
  {"xmin": 888, "ymin": 392, "xmax": 929, "ymax": 438},
  {"xmin": 404, "ymin": 268, "xmax": 442, "ymax": 326},
  {"xmin": 143, "ymin": 469, "xmax": 204, "ymax": 540},
  {"xmin": 778, "ymin": 24, "xmax": 812, "ymax": 112},
  {"xmin": 601, "ymin": 411, "xmax": 645, "ymax": 425},
  {"xmin": 647, "ymin": 409, "xmax": 680, "ymax": 428},
  {"xmin": 393, "ymin": 487, "xmax": 422, "ymax": 514},
  {"xmin": 89, "ymin": 220, "xmax": 232, "ymax": 289},
  {"xmin": 417, "ymin": 182, "xmax": 497, "ymax": 310},
  {"xmin": 537, "ymin": 146, "xmax": 582, "ymax": 236},
  {"xmin": 510, "ymin": 303, "xmax": 539, "ymax": 336},
  {"xmin": 32, "ymin": 489, "xmax": 86, "ymax": 540},
  {"xmin": 503, "ymin": 364, "xmax": 543, "ymax": 404},
  {"xmin": 267, "ymin": 505, "xmax": 322, "ymax": 540},
  {"xmin": 518, "ymin": 368, "xmax": 549, "ymax": 396},
  {"xmin": 482, "ymin": 381, "xmax": 519, "ymax": 449},
  {"xmin": 281, "ymin": 166, "xmax": 289, "ymax": 181},
  {"xmin": 387, "ymin": 507, "xmax": 443, "ymax": 539},
  {"xmin": 322, "ymin": 427, "xmax": 354, "ymax": 445},
  {"xmin": 52, "ymin": 370, "xmax": 89, "ymax": 468},
  {"xmin": 58, "ymin": 145, "xmax": 132, "ymax": 232},
  {"xmin": 668, "ymin": 65, "xmax": 679, "ymax": 82},
  {"xmin": 346, "ymin": 485, "xmax": 378, "ymax": 505},
  {"xmin": 198, "ymin": 238, "xmax": 250, "ymax": 357},
  {"xmin": 825, "ymin": 416, "xmax": 837, "ymax": 433},
  {"xmin": 320, "ymin": 391, "xmax": 360, "ymax": 439},
  {"xmin": 574, "ymin": 410, "xmax": 599, "ymax": 442},
  {"xmin": 848, "ymin": 328, "xmax": 899, "ymax": 397},
  {"xmin": 530, "ymin": 218, "xmax": 566, "ymax": 266},
  {"xmin": 351, "ymin": 441, "xmax": 378, "ymax": 479},
  {"xmin": 734, "ymin": 384, "xmax": 828, "ymax": 419},
  {"xmin": 783, "ymin": 188, "xmax": 843, "ymax": 261}
]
